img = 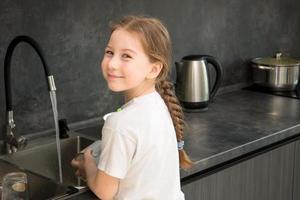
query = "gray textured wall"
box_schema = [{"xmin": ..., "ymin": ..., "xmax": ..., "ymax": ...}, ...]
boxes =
[{"xmin": 1, "ymin": 0, "xmax": 300, "ymax": 137}]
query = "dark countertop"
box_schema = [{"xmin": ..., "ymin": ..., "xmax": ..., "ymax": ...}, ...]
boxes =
[
  {"xmin": 69, "ymin": 89, "xmax": 300, "ymax": 199},
  {"xmin": 181, "ymin": 89, "xmax": 300, "ymax": 178}
]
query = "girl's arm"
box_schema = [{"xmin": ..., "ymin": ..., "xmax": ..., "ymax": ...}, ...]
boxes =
[
  {"xmin": 87, "ymin": 169, "xmax": 120, "ymax": 200},
  {"xmin": 72, "ymin": 149, "xmax": 120, "ymax": 200}
]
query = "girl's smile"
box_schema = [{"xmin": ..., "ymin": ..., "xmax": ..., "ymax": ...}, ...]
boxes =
[{"xmin": 107, "ymin": 73, "xmax": 125, "ymax": 80}]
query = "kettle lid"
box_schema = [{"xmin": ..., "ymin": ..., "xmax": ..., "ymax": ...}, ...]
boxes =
[{"xmin": 182, "ymin": 55, "xmax": 212, "ymax": 61}]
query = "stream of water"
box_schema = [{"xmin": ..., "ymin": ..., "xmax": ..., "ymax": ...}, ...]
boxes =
[{"xmin": 49, "ymin": 91, "xmax": 63, "ymax": 184}]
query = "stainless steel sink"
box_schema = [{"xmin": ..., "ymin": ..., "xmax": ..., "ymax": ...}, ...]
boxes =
[
  {"xmin": 0, "ymin": 159, "xmax": 77, "ymax": 199},
  {"xmin": 0, "ymin": 136, "xmax": 95, "ymax": 188}
]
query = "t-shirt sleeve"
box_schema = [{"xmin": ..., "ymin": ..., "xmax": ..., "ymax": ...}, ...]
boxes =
[{"xmin": 97, "ymin": 126, "xmax": 136, "ymax": 179}]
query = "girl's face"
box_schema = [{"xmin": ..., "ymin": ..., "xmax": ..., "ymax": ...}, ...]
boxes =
[{"xmin": 101, "ymin": 28, "xmax": 159, "ymax": 99}]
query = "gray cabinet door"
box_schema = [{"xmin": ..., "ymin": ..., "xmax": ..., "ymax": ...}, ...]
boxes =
[
  {"xmin": 294, "ymin": 140, "xmax": 300, "ymax": 200},
  {"xmin": 182, "ymin": 142, "xmax": 295, "ymax": 200}
]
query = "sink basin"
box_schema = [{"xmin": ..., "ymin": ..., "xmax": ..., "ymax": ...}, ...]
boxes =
[
  {"xmin": 0, "ymin": 159, "xmax": 77, "ymax": 199},
  {"xmin": 0, "ymin": 136, "xmax": 95, "ymax": 188}
]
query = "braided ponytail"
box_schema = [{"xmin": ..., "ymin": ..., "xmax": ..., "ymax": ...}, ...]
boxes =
[
  {"xmin": 111, "ymin": 15, "xmax": 193, "ymax": 170},
  {"xmin": 156, "ymin": 80, "xmax": 193, "ymax": 170}
]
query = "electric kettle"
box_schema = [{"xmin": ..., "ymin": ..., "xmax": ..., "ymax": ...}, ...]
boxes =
[{"xmin": 175, "ymin": 55, "xmax": 223, "ymax": 110}]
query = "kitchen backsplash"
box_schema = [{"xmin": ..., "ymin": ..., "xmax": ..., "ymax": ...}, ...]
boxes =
[{"xmin": 0, "ymin": 0, "xmax": 300, "ymax": 137}]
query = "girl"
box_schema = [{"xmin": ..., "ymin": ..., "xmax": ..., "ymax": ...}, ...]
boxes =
[{"xmin": 71, "ymin": 15, "xmax": 193, "ymax": 200}]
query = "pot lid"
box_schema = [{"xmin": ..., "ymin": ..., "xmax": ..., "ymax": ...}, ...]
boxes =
[{"xmin": 252, "ymin": 53, "xmax": 300, "ymax": 66}]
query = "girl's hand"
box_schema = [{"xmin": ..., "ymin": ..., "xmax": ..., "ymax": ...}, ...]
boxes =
[
  {"xmin": 71, "ymin": 148, "xmax": 98, "ymax": 180},
  {"xmin": 71, "ymin": 152, "xmax": 87, "ymax": 179},
  {"xmin": 82, "ymin": 148, "xmax": 98, "ymax": 180},
  {"xmin": 71, "ymin": 148, "xmax": 93, "ymax": 179}
]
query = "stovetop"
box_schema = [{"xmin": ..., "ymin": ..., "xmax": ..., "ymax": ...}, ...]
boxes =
[{"xmin": 244, "ymin": 85, "xmax": 300, "ymax": 99}]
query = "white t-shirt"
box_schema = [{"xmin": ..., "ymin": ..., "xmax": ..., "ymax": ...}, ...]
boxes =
[{"xmin": 98, "ymin": 91, "xmax": 184, "ymax": 200}]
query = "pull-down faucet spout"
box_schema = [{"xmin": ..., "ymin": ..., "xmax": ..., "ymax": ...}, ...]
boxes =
[{"xmin": 3, "ymin": 35, "xmax": 56, "ymax": 153}]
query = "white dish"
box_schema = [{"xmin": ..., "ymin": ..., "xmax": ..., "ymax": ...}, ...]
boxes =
[{"xmin": 88, "ymin": 140, "xmax": 101, "ymax": 165}]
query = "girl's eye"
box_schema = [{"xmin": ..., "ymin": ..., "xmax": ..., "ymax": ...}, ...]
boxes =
[
  {"xmin": 105, "ymin": 50, "xmax": 113, "ymax": 56},
  {"xmin": 122, "ymin": 54, "xmax": 132, "ymax": 59}
]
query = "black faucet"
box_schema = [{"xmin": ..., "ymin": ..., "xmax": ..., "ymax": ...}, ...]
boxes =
[{"xmin": 3, "ymin": 35, "xmax": 57, "ymax": 153}]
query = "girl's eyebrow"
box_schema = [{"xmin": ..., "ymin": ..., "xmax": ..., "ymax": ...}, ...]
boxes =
[
  {"xmin": 106, "ymin": 45, "xmax": 137, "ymax": 54},
  {"xmin": 122, "ymin": 48, "xmax": 137, "ymax": 55}
]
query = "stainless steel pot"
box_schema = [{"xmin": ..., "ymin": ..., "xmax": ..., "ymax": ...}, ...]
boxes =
[{"xmin": 251, "ymin": 53, "xmax": 300, "ymax": 91}]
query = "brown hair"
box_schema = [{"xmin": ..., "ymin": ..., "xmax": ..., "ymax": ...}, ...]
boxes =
[{"xmin": 110, "ymin": 15, "xmax": 193, "ymax": 170}]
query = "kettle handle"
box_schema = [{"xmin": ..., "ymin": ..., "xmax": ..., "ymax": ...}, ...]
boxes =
[{"xmin": 203, "ymin": 56, "xmax": 223, "ymax": 100}]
